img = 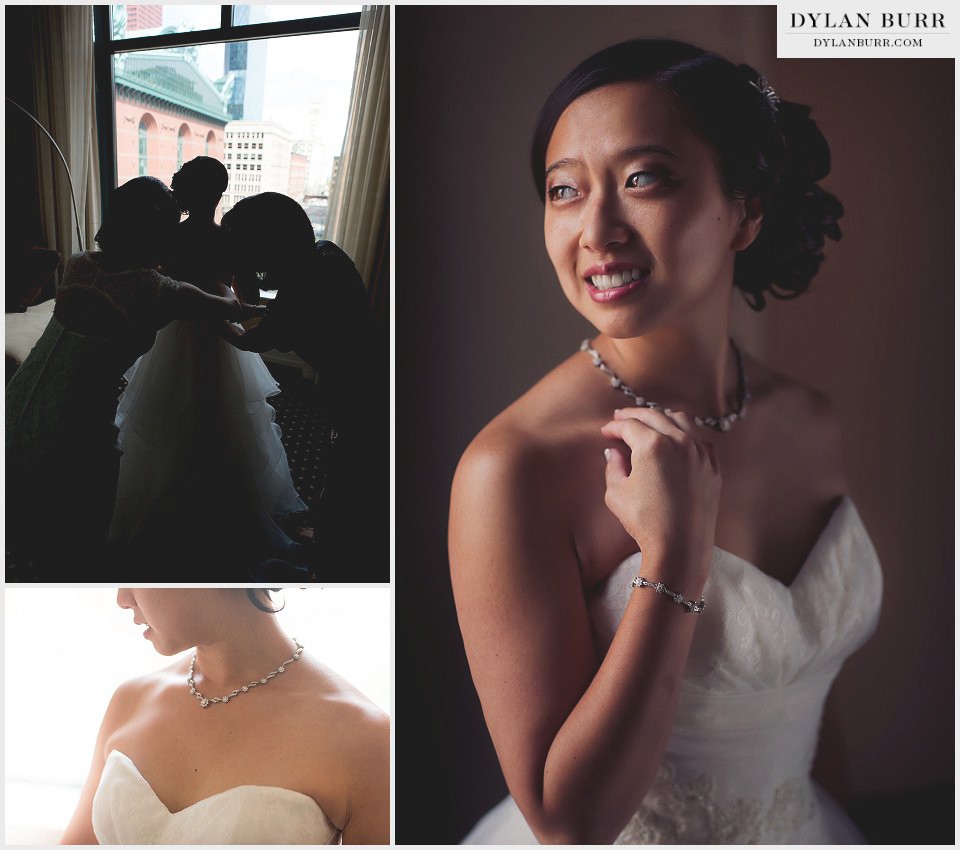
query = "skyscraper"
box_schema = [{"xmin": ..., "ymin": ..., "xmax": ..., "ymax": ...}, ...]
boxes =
[{"xmin": 221, "ymin": 6, "xmax": 267, "ymax": 121}]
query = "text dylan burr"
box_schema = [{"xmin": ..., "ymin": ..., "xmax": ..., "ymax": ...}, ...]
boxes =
[{"xmin": 790, "ymin": 12, "xmax": 945, "ymax": 29}]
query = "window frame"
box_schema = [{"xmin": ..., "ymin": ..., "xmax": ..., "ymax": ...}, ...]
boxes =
[{"xmin": 92, "ymin": 6, "xmax": 362, "ymax": 216}]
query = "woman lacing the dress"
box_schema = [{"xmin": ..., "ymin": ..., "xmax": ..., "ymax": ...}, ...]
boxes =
[
  {"xmin": 5, "ymin": 177, "xmax": 266, "ymax": 576},
  {"xmin": 60, "ymin": 589, "xmax": 389, "ymax": 845},
  {"xmin": 450, "ymin": 39, "xmax": 880, "ymax": 844}
]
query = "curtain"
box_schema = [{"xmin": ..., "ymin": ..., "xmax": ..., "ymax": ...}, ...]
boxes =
[
  {"xmin": 325, "ymin": 5, "xmax": 389, "ymax": 288},
  {"xmin": 30, "ymin": 5, "xmax": 101, "ymax": 267}
]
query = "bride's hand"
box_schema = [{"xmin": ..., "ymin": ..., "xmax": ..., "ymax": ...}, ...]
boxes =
[
  {"xmin": 600, "ymin": 408, "xmax": 721, "ymax": 585},
  {"xmin": 238, "ymin": 302, "xmax": 269, "ymax": 321}
]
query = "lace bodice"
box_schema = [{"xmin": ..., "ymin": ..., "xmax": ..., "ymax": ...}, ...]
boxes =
[
  {"xmin": 464, "ymin": 496, "xmax": 882, "ymax": 844},
  {"xmin": 589, "ymin": 496, "xmax": 882, "ymax": 844},
  {"xmin": 92, "ymin": 750, "xmax": 340, "ymax": 845}
]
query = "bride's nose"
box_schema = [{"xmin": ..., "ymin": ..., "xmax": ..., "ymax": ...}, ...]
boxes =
[
  {"xmin": 116, "ymin": 588, "xmax": 134, "ymax": 609},
  {"xmin": 579, "ymin": 189, "xmax": 630, "ymax": 252}
]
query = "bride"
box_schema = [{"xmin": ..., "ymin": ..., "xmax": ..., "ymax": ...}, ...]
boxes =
[
  {"xmin": 450, "ymin": 40, "xmax": 881, "ymax": 844},
  {"xmin": 60, "ymin": 589, "xmax": 389, "ymax": 844},
  {"xmin": 107, "ymin": 157, "xmax": 307, "ymax": 575}
]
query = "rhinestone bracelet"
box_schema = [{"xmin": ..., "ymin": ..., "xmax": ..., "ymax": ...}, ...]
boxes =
[{"xmin": 631, "ymin": 575, "xmax": 706, "ymax": 614}]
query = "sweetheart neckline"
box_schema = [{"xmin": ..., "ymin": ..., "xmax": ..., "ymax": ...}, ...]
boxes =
[
  {"xmin": 617, "ymin": 494, "xmax": 853, "ymax": 593},
  {"xmin": 106, "ymin": 749, "xmax": 335, "ymax": 823},
  {"xmin": 713, "ymin": 494, "xmax": 851, "ymax": 591}
]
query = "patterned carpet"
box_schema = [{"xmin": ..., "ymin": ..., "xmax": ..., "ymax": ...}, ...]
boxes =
[{"xmin": 268, "ymin": 363, "xmax": 334, "ymax": 514}]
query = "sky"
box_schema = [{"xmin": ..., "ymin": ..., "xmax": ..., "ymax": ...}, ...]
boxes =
[{"xmin": 124, "ymin": 5, "xmax": 360, "ymax": 156}]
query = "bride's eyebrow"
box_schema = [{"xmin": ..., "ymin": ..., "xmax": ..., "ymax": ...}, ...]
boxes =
[
  {"xmin": 544, "ymin": 144, "xmax": 679, "ymax": 180},
  {"xmin": 620, "ymin": 143, "xmax": 678, "ymax": 161}
]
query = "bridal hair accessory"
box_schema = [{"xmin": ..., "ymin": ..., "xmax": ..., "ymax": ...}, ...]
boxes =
[
  {"xmin": 748, "ymin": 75, "xmax": 780, "ymax": 113},
  {"xmin": 580, "ymin": 339, "xmax": 750, "ymax": 432},
  {"xmin": 631, "ymin": 575, "xmax": 706, "ymax": 614},
  {"xmin": 188, "ymin": 638, "xmax": 303, "ymax": 709}
]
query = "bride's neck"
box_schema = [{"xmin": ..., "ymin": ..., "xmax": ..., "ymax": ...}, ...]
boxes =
[
  {"xmin": 597, "ymin": 322, "xmax": 738, "ymax": 417},
  {"xmin": 192, "ymin": 610, "xmax": 296, "ymax": 691}
]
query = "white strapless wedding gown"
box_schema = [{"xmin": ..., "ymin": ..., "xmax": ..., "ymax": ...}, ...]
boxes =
[
  {"xmin": 93, "ymin": 750, "xmax": 340, "ymax": 844},
  {"xmin": 108, "ymin": 320, "xmax": 306, "ymax": 555},
  {"xmin": 464, "ymin": 497, "xmax": 882, "ymax": 845}
]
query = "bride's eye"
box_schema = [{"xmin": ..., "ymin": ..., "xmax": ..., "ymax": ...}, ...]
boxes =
[
  {"xmin": 626, "ymin": 171, "xmax": 659, "ymax": 189},
  {"xmin": 547, "ymin": 184, "xmax": 578, "ymax": 202}
]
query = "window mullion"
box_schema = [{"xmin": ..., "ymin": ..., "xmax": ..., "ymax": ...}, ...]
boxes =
[{"xmin": 93, "ymin": 6, "xmax": 117, "ymax": 228}]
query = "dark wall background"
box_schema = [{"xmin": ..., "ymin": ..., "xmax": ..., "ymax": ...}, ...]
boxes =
[{"xmin": 396, "ymin": 6, "xmax": 953, "ymax": 843}]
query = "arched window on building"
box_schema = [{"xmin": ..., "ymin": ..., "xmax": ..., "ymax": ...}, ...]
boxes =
[
  {"xmin": 138, "ymin": 119, "xmax": 149, "ymax": 176},
  {"xmin": 206, "ymin": 130, "xmax": 216, "ymax": 157},
  {"xmin": 177, "ymin": 124, "xmax": 190, "ymax": 168}
]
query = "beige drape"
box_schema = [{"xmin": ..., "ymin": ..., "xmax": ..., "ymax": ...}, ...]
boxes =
[
  {"xmin": 30, "ymin": 5, "xmax": 101, "ymax": 263},
  {"xmin": 325, "ymin": 5, "xmax": 389, "ymax": 287}
]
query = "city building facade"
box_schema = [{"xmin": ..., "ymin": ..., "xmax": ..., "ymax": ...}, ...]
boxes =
[
  {"xmin": 222, "ymin": 120, "xmax": 300, "ymax": 214},
  {"xmin": 115, "ymin": 51, "xmax": 229, "ymax": 186}
]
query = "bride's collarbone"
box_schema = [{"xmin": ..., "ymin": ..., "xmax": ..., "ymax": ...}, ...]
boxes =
[{"xmin": 104, "ymin": 696, "xmax": 334, "ymax": 814}]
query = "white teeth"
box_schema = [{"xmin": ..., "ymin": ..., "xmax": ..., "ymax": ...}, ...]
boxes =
[{"xmin": 590, "ymin": 268, "xmax": 644, "ymax": 290}]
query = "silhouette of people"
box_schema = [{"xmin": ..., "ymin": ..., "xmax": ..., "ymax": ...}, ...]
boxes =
[
  {"xmin": 6, "ymin": 176, "xmax": 264, "ymax": 577},
  {"xmin": 221, "ymin": 193, "xmax": 387, "ymax": 577},
  {"xmin": 107, "ymin": 160, "xmax": 307, "ymax": 579}
]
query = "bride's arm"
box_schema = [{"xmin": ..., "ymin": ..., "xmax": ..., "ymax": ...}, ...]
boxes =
[
  {"xmin": 450, "ymin": 408, "xmax": 719, "ymax": 844},
  {"xmin": 60, "ymin": 683, "xmax": 138, "ymax": 845},
  {"xmin": 156, "ymin": 280, "xmax": 267, "ymax": 325}
]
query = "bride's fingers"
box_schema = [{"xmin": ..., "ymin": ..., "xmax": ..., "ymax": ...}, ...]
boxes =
[
  {"xmin": 601, "ymin": 419, "xmax": 680, "ymax": 468},
  {"xmin": 603, "ymin": 444, "xmax": 630, "ymax": 483},
  {"xmin": 605, "ymin": 406, "xmax": 687, "ymax": 440},
  {"xmin": 664, "ymin": 410, "xmax": 713, "ymax": 463},
  {"xmin": 612, "ymin": 407, "xmax": 714, "ymax": 460}
]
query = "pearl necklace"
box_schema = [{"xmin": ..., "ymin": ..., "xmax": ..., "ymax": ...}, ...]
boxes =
[
  {"xmin": 581, "ymin": 338, "xmax": 750, "ymax": 432},
  {"xmin": 188, "ymin": 638, "xmax": 303, "ymax": 709}
]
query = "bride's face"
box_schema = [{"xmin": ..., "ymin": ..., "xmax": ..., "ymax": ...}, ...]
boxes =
[
  {"xmin": 116, "ymin": 589, "xmax": 224, "ymax": 655},
  {"xmin": 543, "ymin": 81, "xmax": 759, "ymax": 339}
]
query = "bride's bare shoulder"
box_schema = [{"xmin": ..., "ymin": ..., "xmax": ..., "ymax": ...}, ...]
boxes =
[
  {"xmin": 96, "ymin": 663, "xmax": 188, "ymax": 754},
  {"xmin": 294, "ymin": 661, "xmax": 389, "ymax": 804},
  {"xmin": 111, "ymin": 661, "xmax": 186, "ymax": 705}
]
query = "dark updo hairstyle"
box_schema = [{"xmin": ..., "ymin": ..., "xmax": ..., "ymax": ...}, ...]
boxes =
[
  {"xmin": 221, "ymin": 192, "xmax": 316, "ymax": 262},
  {"xmin": 531, "ymin": 39, "xmax": 843, "ymax": 310},
  {"xmin": 171, "ymin": 156, "xmax": 229, "ymax": 215},
  {"xmin": 95, "ymin": 176, "xmax": 181, "ymax": 267},
  {"xmin": 246, "ymin": 588, "xmax": 284, "ymax": 613}
]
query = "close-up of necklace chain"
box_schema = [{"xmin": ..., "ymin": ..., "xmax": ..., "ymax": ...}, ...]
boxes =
[
  {"xmin": 581, "ymin": 338, "xmax": 750, "ymax": 432},
  {"xmin": 188, "ymin": 638, "xmax": 303, "ymax": 709}
]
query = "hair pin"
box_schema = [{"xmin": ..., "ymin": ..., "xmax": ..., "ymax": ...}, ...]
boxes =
[{"xmin": 749, "ymin": 75, "xmax": 780, "ymax": 112}]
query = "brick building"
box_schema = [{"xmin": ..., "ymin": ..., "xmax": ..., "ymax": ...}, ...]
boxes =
[
  {"xmin": 115, "ymin": 51, "xmax": 229, "ymax": 186},
  {"xmin": 288, "ymin": 149, "xmax": 308, "ymax": 202}
]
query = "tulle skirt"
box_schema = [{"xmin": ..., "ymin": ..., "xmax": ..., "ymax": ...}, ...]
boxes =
[{"xmin": 108, "ymin": 320, "xmax": 306, "ymax": 564}]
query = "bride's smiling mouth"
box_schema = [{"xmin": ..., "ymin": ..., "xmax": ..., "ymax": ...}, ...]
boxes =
[{"xmin": 582, "ymin": 263, "xmax": 650, "ymax": 302}]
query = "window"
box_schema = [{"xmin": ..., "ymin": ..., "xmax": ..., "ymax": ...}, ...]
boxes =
[
  {"xmin": 177, "ymin": 124, "xmax": 190, "ymax": 168},
  {"xmin": 137, "ymin": 118, "xmax": 148, "ymax": 175},
  {"xmin": 94, "ymin": 5, "xmax": 362, "ymax": 230}
]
